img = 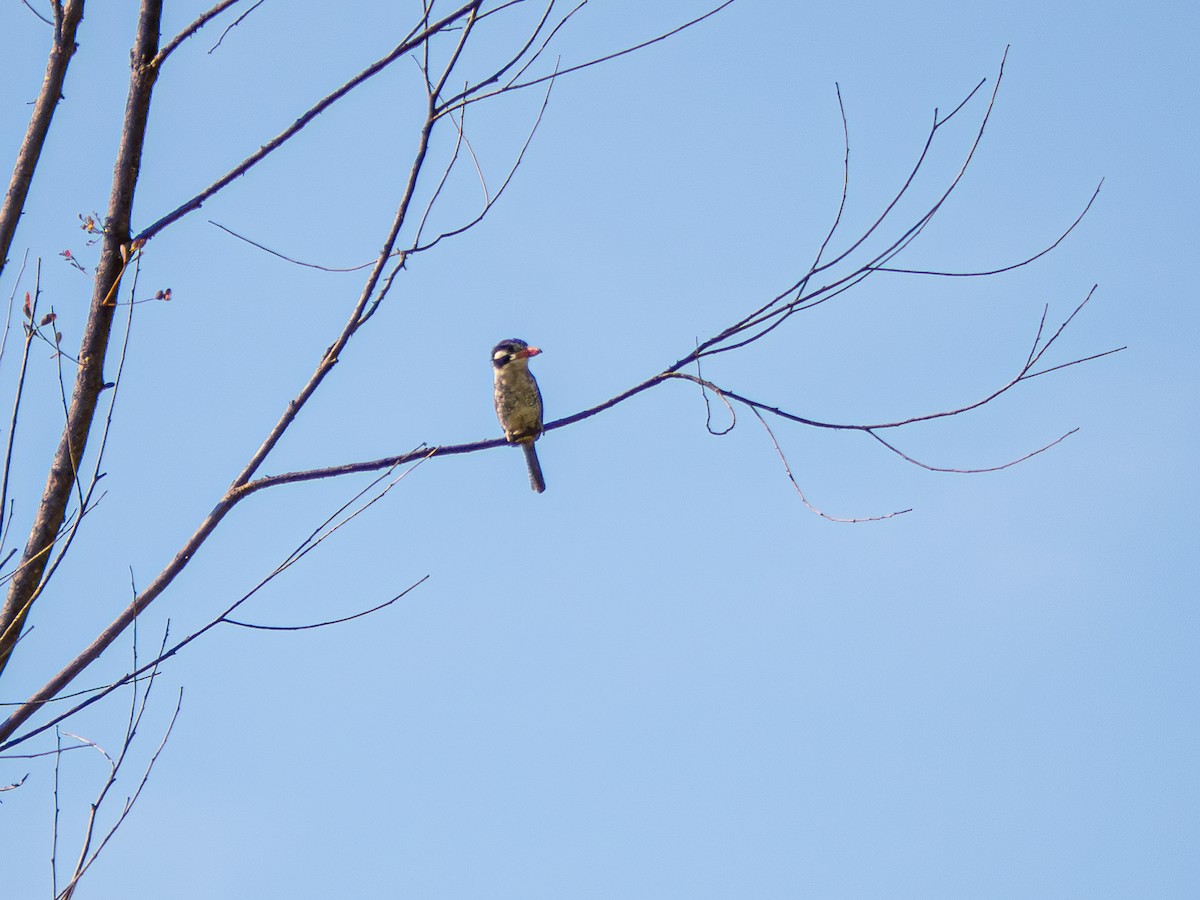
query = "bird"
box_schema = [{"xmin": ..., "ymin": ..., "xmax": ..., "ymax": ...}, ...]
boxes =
[{"xmin": 492, "ymin": 338, "xmax": 546, "ymax": 493}]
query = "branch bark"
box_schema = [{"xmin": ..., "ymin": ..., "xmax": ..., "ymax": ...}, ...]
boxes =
[
  {"xmin": 0, "ymin": 1, "xmax": 163, "ymax": 678},
  {"xmin": 0, "ymin": 0, "xmax": 85, "ymax": 284}
]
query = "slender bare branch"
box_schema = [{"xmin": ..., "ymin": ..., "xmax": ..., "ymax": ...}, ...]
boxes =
[
  {"xmin": 1, "ymin": 265, "xmax": 39, "ymax": 547},
  {"xmin": 412, "ymin": 89, "xmax": 471, "ymax": 249},
  {"xmin": 501, "ymin": 2, "xmax": 586, "ymax": 90},
  {"xmin": 807, "ymin": 83, "xmax": 852, "ymax": 278},
  {"xmin": 1028, "ymin": 284, "xmax": 1099, "ymax": 369},
  {"xmin": 208, "ymin": 220, "xmax": 383, "ymax": 272},
  {"xmin": 436, "ymin": 0, "xmax": 559, "ymax": 114},
  {"xmin": 865, "ymin": 427, "xmax": 1081, "ymax": 473},
  {"xmin": 0, "ymin": 249, "xmax": 28, "ymax": 374},
  {"xmin": 442, "ymin": 0, "xmax": 736, "ymax": 113},
  {"xmin": 224, "ymin": 576, "xmax": 430, "ymax": 631},
  {"xmin": 752, "ymin": 407, "xmax": 910, "ymax": 522},
  {"xmin": 414, "ymin": 62, "xmax": 557, "ymax": 254},
  {"xmin": 702, "ymin": 57, "xmax": 1005, "ymax": 358},
  {"xmin": 51, "ymin": 727, "xmax": 62, "ymax": 897},
  {"xmin": 154, "ymin": 0, "xmax": 244, "ymax": 66},
  {"xmin": 870, "ymin": 180, "xmax": 1103, "ymax": 277},
  {"xmin": 134, "ymin": 1, "xmax": 483, "ymax": 244},
  {"xmin": 476, "ymin": 0, "xmax": 533, "ymax": 23},
  {"xmin": 56, "ymin": 688, "xmax": 182, "ymax": 899},
  {"xmin": 21, "ymin": 0, "xmax": 54, "ymax": 26},
  {"xmin": 0, "ymin": 0, "xmax": 85, "ymax": 286},
  {"xmin": 687, "ymin": 357, "xmax": 736, "ymax": 436},
  {"xmin": 207, "ymin": 0, "xmax": 264, "ymax": 54},
  {"xmin": 32, "ymin": 260, "xmax": 142, "ymax": 609}
]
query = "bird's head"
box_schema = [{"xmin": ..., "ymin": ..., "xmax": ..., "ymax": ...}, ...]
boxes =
[{"xmin": 492, "ymin": 338, "xmax": 542, "ymax": 369}]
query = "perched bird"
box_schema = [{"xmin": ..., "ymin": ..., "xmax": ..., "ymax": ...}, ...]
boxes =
[{"xmin": 492, "ymin": 338, "xmax": 546, "ymax": 493}]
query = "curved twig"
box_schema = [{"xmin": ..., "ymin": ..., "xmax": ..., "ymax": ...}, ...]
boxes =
[
  {"xmin": 223, "ymin": 576, "xmax": 429, "ymax": 631},
  {"xmin": 865, "ymin": 427, "xmax": 1080, "ymax": 473},
  {"xmin": 752, "ymin": 407, "xmax": 910, "ymax": 522},
  {"xmin": 870, "ymin": 179, "xmax": 1103, "ymax": 277},
  {"xmin": 208, "ymin": 0, "xmax": 265, "ymax": 54},
  {"xmin": 208, "ymin": 220, "xmax": 384, "ymax": 272}
]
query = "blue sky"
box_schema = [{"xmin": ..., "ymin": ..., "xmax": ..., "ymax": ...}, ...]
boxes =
[{"xmin": 0, "ymin": 1, "xmax": 1196, "ymax": 897}]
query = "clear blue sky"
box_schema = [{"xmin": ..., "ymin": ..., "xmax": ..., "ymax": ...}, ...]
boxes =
[{"xmin": 1, "ymin": 1, "xmax": 1195, "ymax": 897}]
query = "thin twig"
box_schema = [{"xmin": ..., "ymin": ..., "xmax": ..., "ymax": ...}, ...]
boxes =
[
  {"xmin": 690, "ymin": 347, "xmax": 735, "ymax": 436},
  {"xmin": 209, "ymin": 220, "xmax": 383, "ymax": 272},
  {"xmin": 208, "ymin": 0, "xmax": 264, "ymax": 54},
  {"xmin": 57, "ymin": 688, "xmax": 182, "ymax": 900},
  {"xmin": 155, "ymin": 0, "xmax": 244, "ymax": 66},
  {"xmin": 870, "ymin": 180, "xmax": 1103, "ymax": 277},
  {"xmin": 224, "ymin": 575, "xmax": 430, "ymax": 630},
  {"xmin": 443, "ymin": 0, "xmax": 736, "ymax": 113},
  {"xmin": 415, "ymin": 61, "xmax": 558, "ymax": 254},
  {"xmin": 438, "ymin": 0, "xmax": 559, "ymax": 113},
  {"xmin": 135, "ymin": 1, "xmax": 484, "ymax": 244},
  {"xmin": 21, "ymin": 0, "xmax": 54, "ymax": 26},
  {"xmin": 1, "ymin": 262, "xmax": 39, "ymax": 549},
  {"xmin": 752, "ymin": 408, "xmax": 910, "ymax": 522},
  {"xmin": 865, "ymin": 427, "xmax": 1080, "ymax": 473},
  {"xmin": 502, "ymin": 2, "xmax": 585, "ymax": 89},
  {"xmin": 51, "ymin": 728, "xmax": 62, "ymax": 896}
]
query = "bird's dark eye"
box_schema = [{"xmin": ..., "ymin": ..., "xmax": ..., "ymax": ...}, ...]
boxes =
[{"xmin": 492, "ymin": 339, "xmax": 527, "ymax": 366}]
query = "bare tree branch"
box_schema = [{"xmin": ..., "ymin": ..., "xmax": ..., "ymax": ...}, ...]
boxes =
[
  {"xmin": 436, "ymin": 0, "xmax": 560, "ymax": 114},
  {"xmin": 0, "ymin": 0, "xmax": 162, "ymax": 679},
  {"xmin": 20, "ymin": 0, "xmax": 54, "ymax": 27},
  {"xmin": 440, "ymin": 0, "xmax": 736, "ymax": 113},
  {"xmin": 56, "ymin": 688, "xmax": 182, "ymax": 899},
  {"xmin": 223, "ymin": 576, "xmax": 430, "ymax": 631},
  {"xmin": 134, "ymin": 1, "xmax": 484, "ymax": 244},
  {"xmin": 2, "ymin": 453, "xmax": 431, "ymax": 750},
  {"xmin": 870, "ymin": 179, "xmax": 1103, "ymax": 277},
  {"xmin": 154, "ymin": 0, "xmax": 244, "ymax": 67},
  {"xmin": 865, "ymin": 427, "xmax": 1080, "ymax": 474},
  {"xmin": 414, "ymin": 62, "xmax": 557, "ymax": 254},
  {"xmin": 0, "ymin": 0, "xmax": 84, "ymax": 285},
  {"xmin": 208, "ymin": 0, "xmax": 264, "ymax": 54},
  {"xmin": 752, "ymin": 407, "xmax": 911, "ymax": 523},
  {"xmin": 1, "ymin": 264, "xmax": 39, "ymax": 549},
  {"xmin": 207, "ymin": 220, "xmax": 382, "ymax": 272}
]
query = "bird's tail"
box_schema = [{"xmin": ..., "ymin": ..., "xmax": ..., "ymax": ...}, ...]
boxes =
[{"xmin": 522, "ymin": 442, "xmax": 546, "ymax": 493}]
